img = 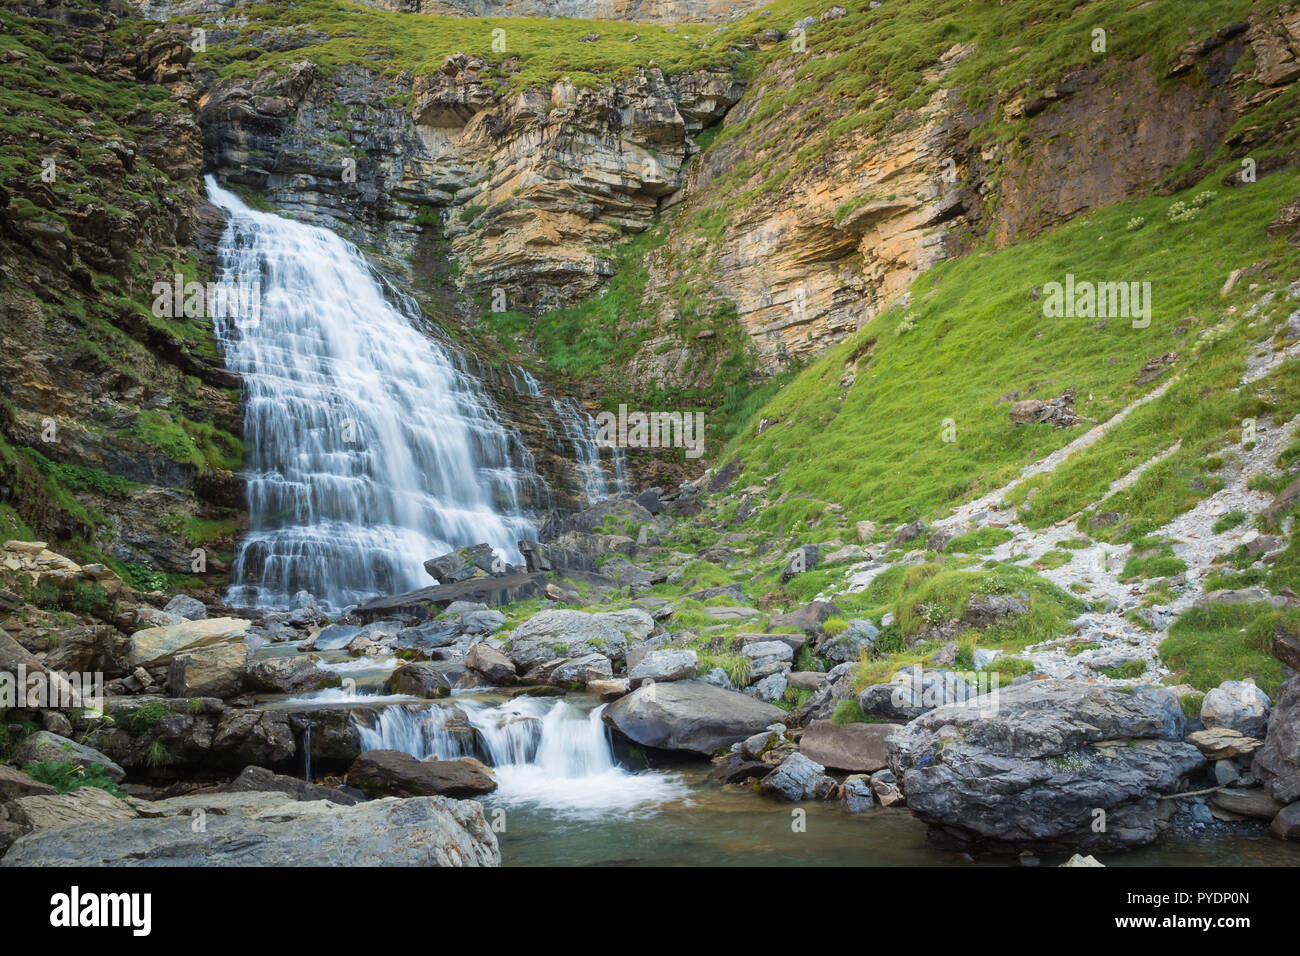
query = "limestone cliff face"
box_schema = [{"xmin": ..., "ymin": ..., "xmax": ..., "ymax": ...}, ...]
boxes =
[
  {"xmin": 199, "ymin": 55, "xmax": 740, "ymax": 312},
  {"xmin": 0, "ymin": 3, "xmax": 243, "ymax": 577},
  {"xmin": 624, "ymin": 24, "xmax": 1267, "ymax": 383}
]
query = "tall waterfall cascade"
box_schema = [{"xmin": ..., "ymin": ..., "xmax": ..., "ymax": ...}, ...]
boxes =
[{"xmin": 206, "ymin": 176, "xmax": 540, "ymax": 610}]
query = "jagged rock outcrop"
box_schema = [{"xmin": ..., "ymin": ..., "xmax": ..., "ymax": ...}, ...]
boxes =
[
  {"xmin": 200, "ymin": 55, "xmax": 741, "ymax": 314},
  {"xmin": 0, "ymin": 0, "xmax": 242, "ymax": 575},
  {"xmin": 887, "ymin": 681, "xmax": 1205, "ymax": 850}
]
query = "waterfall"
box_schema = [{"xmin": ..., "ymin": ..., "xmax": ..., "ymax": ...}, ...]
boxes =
[
  {"xmin": 549, "ymin": 397, "xmax": 628, "ymax": 504},
  {"xmin": 205, "ymin": 176, "xmax": 538, "ymax": 610},
  {"xmin": 357, "ymin": 696, "xmax": 687, "ymax": 814}
]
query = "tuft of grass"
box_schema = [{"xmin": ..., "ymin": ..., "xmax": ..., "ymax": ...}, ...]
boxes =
[
  {"xmin": 1159, "ymin": 603, "xmax": 1286, "ymax": 697},
  {"xmin": 1212, "ymin": 511, "xmax": 1248, "ymax": 534},
  {"xmin": 944, "ymin": 527, "xmax": 1013, "ymax": 554},
  {"xmin": 830, "ymin": 698, "xmax": 871, "ymax": 725},
  {"xmin": 23, "ymin": 760, "xmax": 126, "ymax": 798}
]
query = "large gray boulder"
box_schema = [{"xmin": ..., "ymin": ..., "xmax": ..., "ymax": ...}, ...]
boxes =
[
  {"xmin": 168, "ymin": 641, "xmax": 247, "ymax": 698},
  {"xmin": 741, "ymin": 640, "xmax": 793, "ymax": 682},
  {"xmin": 464, "ymin": 643, "xmax": 517, "ymax": 685},
  {"xmin": 244, "ymin": 655, "xmax": 341, "ymax": 695},
  {"xmin": 858, "ymin": 665, "xmax": 981, "ymax": 721},
  {"xmin": 129, "ymin": 617, "xmax": 250, "ymax": 668},
  {"xmin": 819, "ymin": 619, "xmax": 878, "ymax": 664},
  {"xmin": 629, "ymin": 648, "xmax": 698, "ymax": 686},
  {"xmin": 383, "ymin": 662, "xmax": 452, "ymax": 699},
  {"xmin": 424, "ymin": 543, "xmax": 501, "ymax": 584},
  {"xmin": 1254, "ymin": 676, "xmax": 1300, "ymax": 805},
  {"xmin": 550, "ymin": 653, "xmax": 614, "ymax": 688},
  {"xmin": 887, "ymin": 680, "xmax": 1204, "ymax": 849},
  {"xmin": 163, "ymin": 595, "xmax": 208, "ymax": 621},
  {"xmin": 799, "ymin": 719, "xmax": 902, "ymax": 772},
  {"xmin": 1, "ymin": 796, "xmax": 500, "ymax": 866},
  {"xmin": 1201, "ymin": 680, "xmax": 1271, "ymax": 738},
  {"xmin": 603, "ymin": 680, "xmax": 785, "ymax": 755},
  {"xmin": 506, "ymin": 608, "xmax": 653, "ymax": 669}
]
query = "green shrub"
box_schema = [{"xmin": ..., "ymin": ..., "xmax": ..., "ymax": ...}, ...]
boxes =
[
  {"xmin": 114, "ymin": 700, "xmax": 169, "ymax": 735},
  {"xmin": 23, "ymin": 760, "xmax": 126, "ymax": 798},
  {"xmin": 831, "ymin": 698, "xmax": 871, "ymax": 725}
]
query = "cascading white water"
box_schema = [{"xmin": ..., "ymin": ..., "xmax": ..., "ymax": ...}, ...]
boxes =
[
  {"xmin": 205, "ymin": 176, "xmax": 538, "ymax": 609},
  {"xmin": 549, "ymin": 397, "xmax": 628, "ymax": 504},
  {"xmin": 358, "ymin": 696, "xmax": 686, "ymax": 814},
  {"xmin": 500, "ymin": 360, "xmax": 627, "ymax": 505}
]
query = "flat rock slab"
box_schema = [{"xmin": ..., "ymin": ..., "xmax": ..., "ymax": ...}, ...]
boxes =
[
  {"xmin": 603, "ymin": 679, "xmax": 785, "ymax": 755},
  {"xmin": 129, "ymin": 617, "xmax": 250, "ymax": 668},
  {"xmin": 1209, "ymin": 787, "xmax": 1284, "ymax": 820},
  {"xmin": 354, "ymin": 573, "xmax": 547, "ymax": 622},
  {"xmin": 7, "ymin": 786, "xmax": 138, "ymax": 830},
  {"xmin": 799, "ymin": 720, "xmax": 903, "ymax": 772},
  {"xmin": 348, "ymin": 749, "xmax": 497, "ymax": 798},
  {"xmin": 222, "ymin": 765, "xmax": 362, "ymax": 806},
  {"xmin": 1186, "ymin": 727, "xmax": 1262, "ymax": 760},
  {"xmin": 1, "ymin": 796, "xmax": 500, "ymax": 867},
  {"xmin": 0, "ymin": 764, "xmax": 58, "ymax": 800}
]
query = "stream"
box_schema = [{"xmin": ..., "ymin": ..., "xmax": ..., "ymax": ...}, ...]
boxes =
[{"xmin": 279, "ymin": 673, "xmax": 1300, "ymax": 867}]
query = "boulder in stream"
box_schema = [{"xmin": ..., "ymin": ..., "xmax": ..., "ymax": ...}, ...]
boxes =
[
  {"xmin": 602, "ymin": 679, "xmax": 785, "ymax": 755},
  {"xmin": 506, "ymin": 608, "xmax": 654, "ymax": 670},
  {"xmin": 887, "ymin": 680, "xmax": 1203, "ymax": 850},
  {"xmin": 348, "ymin": 749, "xmax": 497, "ymax": 798}
]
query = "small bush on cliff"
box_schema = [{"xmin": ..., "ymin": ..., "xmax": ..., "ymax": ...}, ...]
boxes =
[
  {"xmin": 24, "ymin": 760, "xmax": 126, "ymax": 798},
  {"xmin": 114, "ymin": 701, "xmax": 170, "ymax": 736}
]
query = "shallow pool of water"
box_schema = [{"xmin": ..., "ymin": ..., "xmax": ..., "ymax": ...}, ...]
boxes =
[{"xmin": 487, "ymin": 767, "xmax": 1300, "ymax": 867}]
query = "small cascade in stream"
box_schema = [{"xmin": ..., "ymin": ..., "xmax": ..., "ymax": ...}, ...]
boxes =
[
  {"xmin": 357, "ymin": 697, "xmax": 687, "ymax": 814},
  {"xmin": 205, "ymin": 175, "xmax": 541, "ymax": 610}
]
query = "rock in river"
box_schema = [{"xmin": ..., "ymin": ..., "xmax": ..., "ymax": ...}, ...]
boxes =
[
  {"xmin": 602, "ymin": 679, "xmax": 785, "ymax": 755},
  {"xmin": 347, "ymin": 749, "xmax": 497, "ymax": 798},
  {"xmin": 887, "ymin": 680, "xmax": 1204, "ymax": 849},
  {"xmin": 799, "ymin": 719, "xmax": 902, "ymax": 773}
]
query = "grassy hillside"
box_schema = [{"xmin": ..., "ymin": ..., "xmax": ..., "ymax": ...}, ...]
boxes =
[
  {"xmin": 718, "ymin": 163, "xmax": 1300, "ymax": 542},
  {"xmin": 185, "ymin": 0, "xmax": 741, "ymax": 91}
]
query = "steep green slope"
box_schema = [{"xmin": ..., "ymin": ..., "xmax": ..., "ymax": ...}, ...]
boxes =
[
  {"xmin": 0, "ymin": 1, "xmax": 243, "ymax": 585},
  {"xmin": 719, "ymin": 165, "xmax": 1300, "ymax": 542}
]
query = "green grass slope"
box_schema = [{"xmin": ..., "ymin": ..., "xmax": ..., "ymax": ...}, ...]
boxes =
[{"xmin": 719, "ymin": 165, "xmax": 1300, "ymax": 544}]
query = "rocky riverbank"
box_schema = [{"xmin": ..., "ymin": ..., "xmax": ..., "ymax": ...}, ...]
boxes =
[{"xmin": 2, "ymin": 462, "xmax": 1297, "ymax": 864}]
